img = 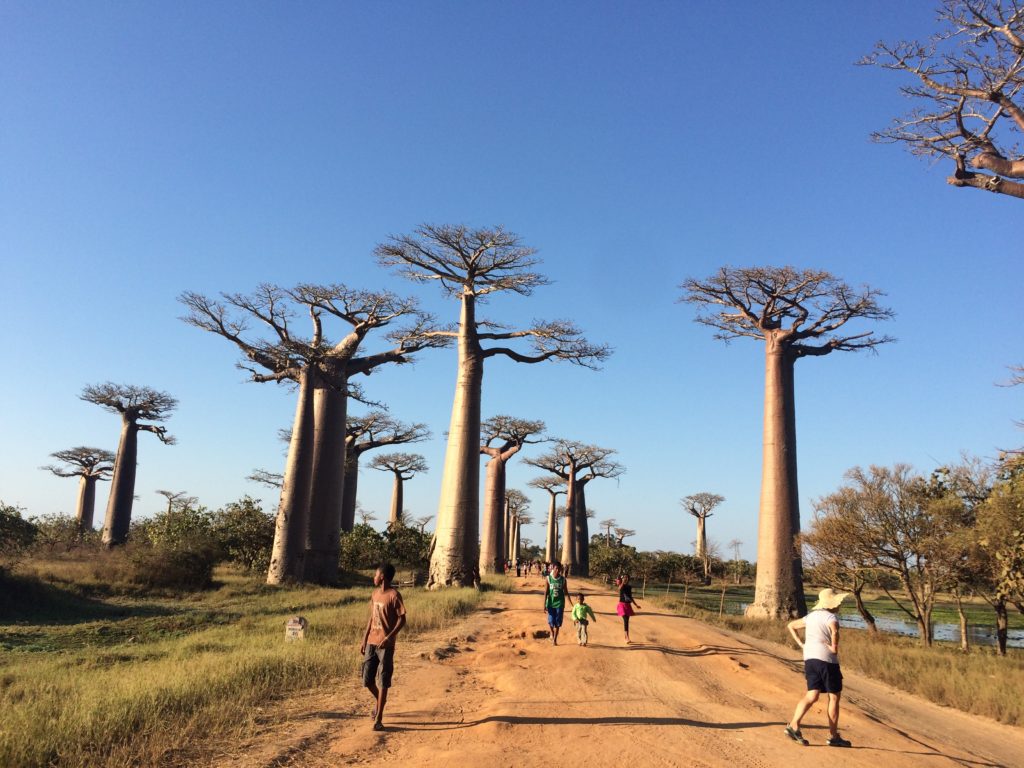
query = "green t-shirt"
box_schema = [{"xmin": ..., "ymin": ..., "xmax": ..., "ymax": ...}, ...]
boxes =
[
  {"xmin": 545, "ymin": 574, "xmax": 567, "ymax": 608},
  {"xmin": 571, "ymin": 603, "xmax": 595, "ymax": 622}
]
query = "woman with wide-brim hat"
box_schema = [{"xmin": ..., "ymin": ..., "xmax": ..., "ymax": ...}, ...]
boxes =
[{"xmin": 784, "ymin": 588, "xmax": 852, "ymax": 748}]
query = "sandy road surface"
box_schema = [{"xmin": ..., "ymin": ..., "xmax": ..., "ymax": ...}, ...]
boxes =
[{"xmin": 218, "ymin": 577, "xmax": 1024, "ymax": 768}]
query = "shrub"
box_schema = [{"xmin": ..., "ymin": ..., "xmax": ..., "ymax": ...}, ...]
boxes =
[
  {"xmin": 127, "ymin": 540, "xmax": 218, "ymax": 590},
  {"xmin": 339, "ymin": 524, "xmax": 386, "ymax": 571},
  {"xmin": 0, "ymin": 501, "xmax": 37, "ymax": 575},
  {"xmin": 29, "ymin": 513, "xmax": 101, "ymax": 555},
  {"xmin": 210, "ymin": 496, "xmax": 275, "ymax": 572}
]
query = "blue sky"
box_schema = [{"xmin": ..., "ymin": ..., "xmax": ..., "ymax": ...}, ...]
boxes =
[{"xmin": 2, "ymin": 2, "xmax": 1020, "ymax": 561}]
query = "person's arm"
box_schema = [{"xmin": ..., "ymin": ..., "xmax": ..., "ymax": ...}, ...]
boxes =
[
  {"xmin": 543, "ymin": 578, "xmax": 550, "ymax": 607},
  {"xmin": 382, "ymin": 614, "xmax": 406, "ymax": 646},
  {"xmin": 829, "ymin": 621, "xmax": 839, "ymax": 656},
  {"xmin": 787, "ymin": 617, "xmax": 806, "ymax": 650},
  {"xmin": 631, "ymin": 588, "xmax": 641, "ymax": 610},
  {"xmin": 588, "ymin": 605, "xmax": 596, "ymax": 622},
  {"xmin": 360, "ymin": 608, "xmax": 373, "ymax": 655}
]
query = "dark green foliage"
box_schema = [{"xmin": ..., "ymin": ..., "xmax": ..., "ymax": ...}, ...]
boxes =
[
  {"xmin": 589, "ymin": 540, "xmax": 638, "ymax": 582},
  {"xmin": 126, "ymin": 506, "xmax": 218, "ymax": 591},
  {"xmin": 29, "ymin": 514, "xmax": 101, "ymax": 555},
  {"xmin": 383, "ymin": 523, "xmax": 431, "ymax": 571},
  {"xmin": 0, "ymin": 502, "xmax": 37, "ymax": 575},
  {"xmin": 210, "ymin": 496, "xmax": 275, "ymax": 572},
  {"xmin": 339, "ymin": 524, "xmax": 387, "ymax": 571}
]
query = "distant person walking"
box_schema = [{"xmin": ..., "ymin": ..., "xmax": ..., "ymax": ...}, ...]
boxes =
[
  {"xmin": 571, "ymin": 592, "xmax": 597, "ymax": 646},
  {"xmin": 784, "ymin": 588, "xmax": 852, "ymax": 748},
  {"xmin": 360, "ymin": 562, "xmax": 407, "ymax": 732},
  {"xmin": 544, "ymin": 561, "xmax": 573, "ymax": 646},
  {"xmin": 616, "ymin": 574, "xmax": 641, "ymax": 644}
]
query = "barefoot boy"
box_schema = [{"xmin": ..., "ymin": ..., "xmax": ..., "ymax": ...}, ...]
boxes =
[
  {"xmin": 360, "ymin": 562, "xmax": 407, "ymax": 732},
  {"xmin": 571, "ymin": 592, "xmax": 597, "ymax": 646},
  {"xmin": 543, "ymin": 561, "xmax": 573, "ymax": 646},
  {"xmin": 785, "ymin": 588, "xmax": 851, "ymax": 748}
]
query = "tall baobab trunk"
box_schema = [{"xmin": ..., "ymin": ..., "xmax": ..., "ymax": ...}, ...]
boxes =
[
  {"xmin": 341, "ymin": 452, "xmax": 359, "ymax": 532},
  {"xmin": 479, "ymin": 455, "xmax": 507, "ymax": 574},
  {"xmin": 388, "ymin": 471, "xmax": 404, "ymax": 527},
  {"xmin": 545, "ymin": 496, "xmax": 558, "ymax": 562},
  {"xmin": 268, "ymin": 367, "xmax": 316, "ymax": 584},
  {"xmin": 575, "ymin": 480, "xmax": 590, "ymax": 577},
  {"xmin": 512, "ymin": 517, "xmax": 521, "ymax": 563},
  {"xmin": 429, "ymin": 294, "xmax": 482, "ymax": 588},
  {"xmin": 77, "ymin": 475, "xmax": 98, "ymax": 532},
  {"xmin": 102, "ymin": 419, "xmax": 139, "ymax": 547},
  {"xmin": 305, "ymin": 382, "xmax": 349, "ymax": 584},
  {"xmin": 695, "ymin": 516, "xmax": 711, "ymax": 583},
  {"xmin": 559, "ymin": 466, "xmax": 577, "ymax": 572},
  {"xmin": 747, "ymin": 343, "xmax": 806, "ymax": 618},
  {"xmin": 502, "ymin": 498, "xmax": 511, "ymax": 566}
]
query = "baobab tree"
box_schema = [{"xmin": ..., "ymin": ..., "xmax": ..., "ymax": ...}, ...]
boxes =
[
  {"xmin": 81, "ymin": 384, "xmax": 177, "ymax": 547},
  {"xmin": 681, "ymin": 492, "xmax": 725, "ymax": 584},
  {"xmin": 529, "ymin": 476, "xmax": 565, "ymax": 562},
  {"xmin": 526, "ymin": 440, "xmax": 622, "ymax": 576},
  {"xmin": 681, "ymin": 267, "xmax": 894, "ymax": 618},
  {"xmin": 505, "ymin": 489, "xmax": 530, "ymax": 563},
  {"xmin": 247, "ymin": 469, "xmax": 283, "ymax": 490},
  {"xmin": 728, "ymin": 538, "xmax": 743, "ymax": 585},
  {"xmin": 862, "ymin": 0, "xmax": 1024, "ymax": 200},
  {"xmin": 376, "ymin": 224, "xmax": 609, "ymax": 588},
  {"xmin": 40, "ymin": 447, "xmax": 115, "ymax": 532},
  {"xmin": 600, "ymin": 518, "xmax": 618, "ymax": 546},
  {"xmin": 614, "ymin": 527, "xmax": 636, "ymax": 546},
  {"xmin": 370, "ymin": 452, "xmax": 428, "ymax": 528},
  {"xmin": 156, "ymin": 490, "xmax": 197, "ymax": 516},
  {"xmin": 479, "ymin": 416, "xmax": 545, "ymax": 574},
  {"xmin": 343, "ymin": 411, "xmax": 430, "ymax": 532},
  {"xmin": 180, "ymin": 284, "xmax": 442, "ymax": 585}
]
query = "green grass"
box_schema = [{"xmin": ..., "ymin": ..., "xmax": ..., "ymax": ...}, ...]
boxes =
[
  {"xmin": 0, "ymin": 565, "xmax": 493, "ymax": 768},
  {"xmin": 652, "ymin": 591, "xmax": 1024, "ymax": 726}
]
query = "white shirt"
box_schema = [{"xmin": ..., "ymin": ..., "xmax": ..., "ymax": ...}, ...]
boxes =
[{"xmin": 803, "ymin": 609, "xmax": 839, "ymax": 663}]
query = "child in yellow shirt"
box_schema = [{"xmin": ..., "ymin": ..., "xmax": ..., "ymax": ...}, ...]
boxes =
[{"xmin": 571, "ymin": 593, "xmax": 597, "ymax": 646}]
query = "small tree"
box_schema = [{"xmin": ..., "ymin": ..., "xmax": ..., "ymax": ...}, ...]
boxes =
[
  {"xmin": 81, "ymin": 383, "xmax": 177, "ymax": 547},
  {"xmin": 370, "ymin": 452, "xmax": 428, "ymax": 528},
  {"xmin": 211, "ymin": 496, "xmax": 276, "ymax": 572},
  {"xmin": 862, "ymin": 0, "xmax": 1024, "ymax": 200},
  {"xmin": 40, "ymin": 447, "xmax": 115, "ymax": 532},
  {"xmin": 681, "ymin": 267, "xmax": 894, "ymax": 619},
  {"xmin": 681, "ymin": 492, "xmax": 725, "ymax": 584}
]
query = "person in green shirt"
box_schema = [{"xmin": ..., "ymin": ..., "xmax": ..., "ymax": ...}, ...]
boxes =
[
  {"xmin": 543, "ymin": 561, "xmax": 573, "ymax": 646},
  {"xmin": 571, "ymin": 592, "xmax": 597, "ymax": 646}
]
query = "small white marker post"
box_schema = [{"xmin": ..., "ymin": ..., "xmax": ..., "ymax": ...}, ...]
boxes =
[{"xmin": 285, "ymin": 616, "xmax": 308, "ymax": 642}]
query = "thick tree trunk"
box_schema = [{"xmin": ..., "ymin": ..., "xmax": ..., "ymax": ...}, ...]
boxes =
[
  {"xmin": 267, "ymin": 366, "xmax": 316, "ymax": 584},
  {"xmin": 545, "ymin": 494, "xmax": 558, "ymax": 562},
  {"xmin": 388, "ymin": 472, "xmax": 404, "ymax": 528},
  {"xmin": 560, "ymin": 466, "xmax": 577, "ymax": 573},
  {"xmin": 305, "ymin": 381, "xmax": 349, "ymax": 584},
  {"xmin": 428, "ymin": 294, "xmax": 483, "ymax": 588},
  {"xmin": 695, "ymin": 516, "xmax": 711, "ymax": 584},
  {"xmin": 917, "ymin": 604, "xmax": 934, "ymax": 647},
  {"xmin": 502, "ymin": 499, "xmax": 510, "ymax": 567},
  {"xmin": 575, "ymin": 481, "xmax": 590, "ymax": 577},
  {"xmin": 340, "ymin": 451, "xmax": 360, "ymax": 533},
  {"xmin": 512, "ymin": 519, "xmax": 521, "ymax": 563},
  {"xmin": 746, "ymin": 343, "xmax": 806, "ymax": 619},
  {"xmin": 853, "ymin": 587, "xmax": 878, "ymax": 635},
  {"xmin": 479, "ymin": 457, "xmax": 506, "ymax": 574},
  {"xmin": 102, "ymin": 418, "xmax": 138, "ymax": 547},
  {"xmin": 995, "ymin": 599, "xmax": 1008, "ymax": 657},
  {"xmin": 76, "ymin": 475, "xmax": 97, "ymax": 532}
]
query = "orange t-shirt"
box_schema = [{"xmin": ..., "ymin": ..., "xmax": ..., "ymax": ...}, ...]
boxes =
[{"xmin": 367, "ymin": 587, "xmax": 406, "ymax": 648}]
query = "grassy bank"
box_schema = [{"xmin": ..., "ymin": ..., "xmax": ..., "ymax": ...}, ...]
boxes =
[
  {"xmin": 0, "ymin": 566, "xmax": 499, "ymax": 768},
  {"xmin": 653, "ymin": 592, "xmax": 1024, "ymax": 726}
]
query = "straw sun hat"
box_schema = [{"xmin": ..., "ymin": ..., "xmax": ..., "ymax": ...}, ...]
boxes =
[{"xmin": 812, "ymin": 588, "xmax": 849, "ymax": 611}]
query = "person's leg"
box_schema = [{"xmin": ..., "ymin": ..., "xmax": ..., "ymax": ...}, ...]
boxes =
[
  {"xmin": 362, "ymin": 646, "xmax": 381, "ymax": 717},
  {"xmin": 789, "ymin": 689, "xmax": 819, "ymax": 731},
  {"xmin": 374, "ymin": 648, "xmax": 395, "ymax": 729},
  {"xmin": 623, "ymin": 614, "xmax": 630, "ymax": 643},
  {"xmin": 826, "ymin": 692, "xmax": 840, "ymax": 736},
  {"xmin": 581, "ymin": 621, "xmax": 588, "ymax": 646}
]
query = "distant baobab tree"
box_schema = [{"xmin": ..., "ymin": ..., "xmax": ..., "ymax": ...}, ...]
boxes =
[
  {"xmin": 156, "ymin": 490, "xmax": 197, "ymax": 516},
  {"xmin": 247, "ymin": 469, "xmax": 283, "ymax": 490},
  {"xmin": 681, "ymin": 266, "xmax": 895, "ymax": 618},
  {"xmin": 370, "ymin": 452, "xmax": 428, "ymax": 528},
  {"xmin": 728, "ymin": 538, "xmax": 743, "ymax": 585},
  {"xmin": 526, "ymin": 440, "xmax": 622, "ymax": 576},
  {"xmin": 681, "ymin": 492, "xmax": 724, "ymax": 584},
  {"xmin": 614, "ymin": 527, "xmax": 636, "ymax": 546},
  {"xmin": 414, "ymin": 515, "xmax": 433, "ymax": 533},
  {"xmin": 479, "ymin": 416, "xmax": 545, "ymax": 574},
  {"xmin": 529, "ymin": 475, "xmax": 565, "ymax": 562},
  {"xmin": 343, "ymin": 412, "xmax": 430, "ymax": 533},
  {"xmin": 81, "ymin": 383, "xmax": 177, "ymax": 547},
  {"xmin": 600, "ymin": 518, "xmax": 618, "ymax": 546},
  {"xmin": 376, "ymin": 224, "xmax": 609, "ymax": 588},
  {"xmin": 40, "ymin": 447, "xmax": 115, "ymax": 532},
  {"xmin": 862, "ymin": 0, "xmax": 1024, "ymax": 200},
  {"xmin": 180, "ymin": 284, "xmax": 444, "ymax": 585},
  {"xmin": 505, "ymin": 489, "xmax": 530, "ymax": 562}
]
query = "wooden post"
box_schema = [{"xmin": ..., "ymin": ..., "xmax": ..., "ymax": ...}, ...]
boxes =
[{"xmin": 719, "ymin": 586, "xmax": 727, "ymax": 618}]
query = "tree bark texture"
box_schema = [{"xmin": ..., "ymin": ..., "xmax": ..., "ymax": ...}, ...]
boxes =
[
  {"xmin": 695, "ymin": 516, "xmax": 710, "ymax": 583},
  {"xmin": 479, "ymin": 456, "xmax": 507, "ymax": 574},
  {"xmin": 853, "ymin": 587, "xmax": 878, "ymax": 635},
  {"xmin": 545, "ymin": 494, "xmax": 558, "ymax": 562},
  {"xmin": 995, "ymin": 600, "xmax": 1008, "ymax": 657},
  {"xmin": 267, "ymin": 366, "xmax": 316, "ymax": 584},
  {"xmin": 102, "ymin": 419, "xmax": 138, "ymax": 547},
  {"xmin": 560, "ymin": 466, "xmax": 577, "ymax": 572},
  {"xmin": 746, "ymin": 344, "xmax": 807, "ymax": 619},
  {"xmin": 428, "ymin": 295, "xmax": 482, "ymax": 588},
  {"xmin": 575, "ymin": 480, "xmax": 590, "ymax": 577},
  {"xmin": 388, "ymin": 472, "xmax": 404, "ymax": 528},
  {"xmin": 341, "ymin": 452, "xmax": 359, "ymax": 533},
  {"xmin": 512, "ymin": 519, "xmax": 521, "ymax": 563},
  {"xmin": 502, "ymin": 499, "xmax": 511, "ymax": 567},
  {"xmin": 305, "ymin": 382, "xmax": 349, "ymax": 584},
  {"xmin": 77, "ymin": 475, "xmax": 97, "ymax": 532}
]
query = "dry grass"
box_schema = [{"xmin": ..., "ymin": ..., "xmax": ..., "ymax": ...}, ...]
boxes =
[
  {"xmin": 0, "ymin": 566, "xmax": 493, "ymax": 768},
  {"xmin": 655, "ymin": 593, "xmax": 1024, "ymax": 726}
]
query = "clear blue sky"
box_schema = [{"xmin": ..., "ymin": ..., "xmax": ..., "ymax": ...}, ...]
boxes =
[{"xmin": 2, "ymin": 2, "xmax": 1020, "ymax": 561}]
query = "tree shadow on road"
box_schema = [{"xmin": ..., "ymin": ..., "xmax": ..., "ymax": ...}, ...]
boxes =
[{"xmin": 386, "ymin": 714, "xmax": 784, "ymax": 730}]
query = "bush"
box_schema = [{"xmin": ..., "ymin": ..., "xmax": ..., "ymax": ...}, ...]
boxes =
[
  {"xmin": 384, "ymin": 523, "xmax": 431, "ymax": 570},
  {"xmin": 127, "ymin": 540, "xmax": 219, "ymax": 590},
  {"xmin": 339, "ymin": 524, "xmax": 386, "ymax": 571},
  {"xmin": 29, "ymin": 513, "xmax": 101, "ymax": 555},
  {"xmin": 211, "ymin": 496, "xmax": 275, "ymax": 572},
  {"xmin": 0, "ymin": 501, "xmax": 37, "ymax": 575}
]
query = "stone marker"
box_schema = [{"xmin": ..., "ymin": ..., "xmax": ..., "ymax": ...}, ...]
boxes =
[{"xmin": 285, "ymin": 615, "xmax": 308, "ymax": 642}]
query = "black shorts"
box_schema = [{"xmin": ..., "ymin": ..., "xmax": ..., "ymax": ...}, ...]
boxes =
[
  {"xmin": 362, "ymin": 644, "xmax": 395, "ymax": 688},
  {"xmin": 804, "ymin": 659, "xmax": 843, "ymax": 693}
]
